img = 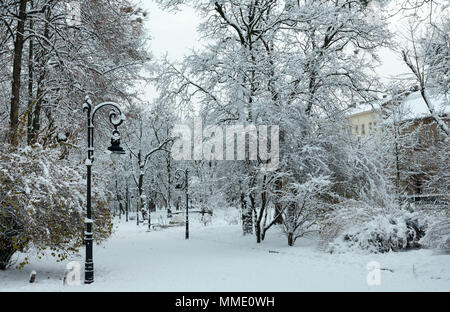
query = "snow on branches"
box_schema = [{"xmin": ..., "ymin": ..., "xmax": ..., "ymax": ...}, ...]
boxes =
[{"xmin": 0, "ymin": 144, "xmax": 112, "ymax": 270}]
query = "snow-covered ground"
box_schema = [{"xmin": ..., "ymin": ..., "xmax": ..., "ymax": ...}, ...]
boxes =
[{"xmin": 1, "ymin": 215, "xmax": 449, "ymax": 292}]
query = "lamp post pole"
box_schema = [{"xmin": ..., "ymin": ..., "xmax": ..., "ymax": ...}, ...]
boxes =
[
  {"xmin": 174, "ymin": 168, "xmax": 189, "ymax": 240},
  {"xmin": 83, "ymin": 96, "xmax": 125, "ymax": 284},
  {"xmin": 185, "ymin": 169, "xmax": 189, "ymax": 240}
]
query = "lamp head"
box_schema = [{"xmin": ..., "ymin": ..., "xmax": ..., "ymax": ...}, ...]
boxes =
[{"xmin": 108, "ymin": 133, "xmax": 125, "ymax": 164}]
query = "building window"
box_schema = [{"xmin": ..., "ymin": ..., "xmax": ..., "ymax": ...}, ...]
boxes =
[
  {"xmin": 361, "ymin": 124, "xmax": 365, "ymax": 135},
  {"xmin": 355, "ymin": 125, "xmax": 359, "ymax": 135},
  {"xmin": 369, "ymin": 122, "xmax": 373, "ymax": 132}
]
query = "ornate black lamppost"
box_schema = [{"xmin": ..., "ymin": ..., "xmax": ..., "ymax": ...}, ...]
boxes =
[
  {"xmin": 83, "ymin": 96, "xmax": 125, "ymax": 284},
  {"xmin": 174, "ymin": 168, "xmax": 189, "ymax": 240}
]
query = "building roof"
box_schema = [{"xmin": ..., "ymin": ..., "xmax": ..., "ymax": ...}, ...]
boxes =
[
  {"xmin": 398, "ymin": 91, "xmax": 450, "ymax": 121},
  {"xmin": 348, "ymin": 90, "xmax": 450, "ymax": 121}
]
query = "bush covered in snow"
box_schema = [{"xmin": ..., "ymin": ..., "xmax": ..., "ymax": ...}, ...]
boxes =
[
  {"xmin": 320, "ymin": 200, "xmax": 426, "ymax": 253},
  {"xmin": 0, "ymin": 144, "xmax": 113, "ymax": 270},
  {"xmin": 420, "ymin": 218, "xmax": 450, "ymax": 253},
  {"xmin": 278, "ymin": 177, "xmax": 330, "ymax": 246}
]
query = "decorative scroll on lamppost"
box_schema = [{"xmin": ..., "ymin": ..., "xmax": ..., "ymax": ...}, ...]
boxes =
[
  {"xmin": 83, "ymin": 96, "xmax": 126, "ymax": 284},
  {"xmin": 174, "ymin": 168, "xmax": 189, "ymax": 240}
]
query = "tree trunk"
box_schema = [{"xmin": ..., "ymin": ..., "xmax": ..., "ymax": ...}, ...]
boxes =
[
  {"xmin": 394, "ymin": 124, "xmax": 402, "ymax": 206},
  {"xmin": 114, "ymin": 171, "xmax": 124, "ymax": 218},
  {"xmin": 125, "ymin": 182, "xmax": 129, "ymax": 222},
  {"xmin": 287, "ymin": 232, "xmax": 295, "ymax": 247},
  {"xmin": 241, "ymin": 193, "xmax": 253, "ymax": 235},
  {"xmin": 273, "ymin": 179, "xmax": 284, "ymax": 225},
  {"xmin": 138, "ymin": 151, "xmax": 146, "ymax": 221},
  {"xmin": 30, "ymin": 12, "xmax": 50, "ymax": 144},
  {"xmin": 255, "ymin": 222, "xmax": 261, "ymax": 244},
  {"xmin": 26, "ymin": 18, "xmax": 34, "ymax": 145},
  {"xmin": 148, "ymin": 200, "xmax": 152, "ymax": 230},
  {"xmin": 0, "ymin": 239, "xmax": 15, "ymax": 270},
  {"xmin": 258, "ymin": 183, "xmax": 268, "ymax": 242},
  {"xmin": 167, "ymin": 157, "xmax": 172, "ymax": 217},
  {"xmin": 9, "ymin": 0, "xmax": 27, "ymax": 144}
]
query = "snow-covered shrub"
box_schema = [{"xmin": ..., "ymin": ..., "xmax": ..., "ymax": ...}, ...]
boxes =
[
  {"xmin": 0, "ymin": 144, "xmax": 113, "ymax": 269},
  {"xmin": 420, "ymin": 218, "xmax": 450, "ymax": 253},
  {"xmin": 188, "ymin": 174, "xmax": 230, "ymax": 224},
  {"xmin": 320, "ymin": 200, "xmax": 425, "ymax": 253},
  {"xmin": 209, "ymin": 207, "xmax": 241, "ymax": 226},
  {"xmin": 278, "ymin": 177, "xmax": 331, "ymax": 246}
]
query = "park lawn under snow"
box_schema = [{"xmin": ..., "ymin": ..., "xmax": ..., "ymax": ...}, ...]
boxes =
[{"xmin": 0, "ymin": 214, "xmax": 449, "ymax": 292}]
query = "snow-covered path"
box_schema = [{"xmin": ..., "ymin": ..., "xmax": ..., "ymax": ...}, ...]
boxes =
[{"xmin": 1, "ymin": 220, "xmax": 449, "ymax": 291}]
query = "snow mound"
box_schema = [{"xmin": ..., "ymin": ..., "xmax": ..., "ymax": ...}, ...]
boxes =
[
  {"xmin": 420, "ymin": 218, "xmax": 450, "ymax": 253},
  {"xmin": 320, "ymin": 201, "xmax": 425, "ymax": 253}
]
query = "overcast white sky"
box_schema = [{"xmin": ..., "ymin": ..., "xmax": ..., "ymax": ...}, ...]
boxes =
[
  {"xmin": 139, "ymin": 0, "xmax": 413, "ymax": 100},
  {"xmin": 142, "ymin": 1, "xmax": 201, "ymax": 60}
]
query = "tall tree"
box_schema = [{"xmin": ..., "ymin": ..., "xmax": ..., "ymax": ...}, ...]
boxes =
[
  {"xmin": 156, "ymin": 0, "xmax": 391, "ymax": 242},
  {"xmin": 9, "ymin": 0, "xmax": 27, "ymax": 144}
]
